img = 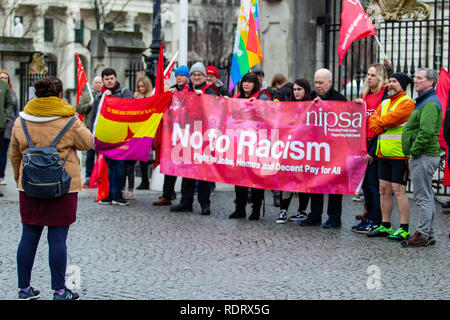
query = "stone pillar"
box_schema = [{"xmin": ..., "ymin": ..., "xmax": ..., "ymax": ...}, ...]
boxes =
[
  {"xmin": 126, "ymin": 12, "xmax": 138, "ymax": 32},
  {"xmin": 0, "ymin": 36, "xmax": 35, "ymax": 107},
  {"xmin": 33, "ymin": 5, "xmax": 49, "ymax": 52},
  {"xmin": 63, "ymin": 5, "xmax": 79, "ymax": 90},
  {"xmin": 259, "ymin": 1, "xmax": 292, "ymax": 83},
  {"xmin": 292, "ymin": 0, "xmax": 327, "ymax": 81},
  {"xmin": 89, "ymin": 30, "xmax": 147, "ymax": 89},
  {"xmin": 259, "ymin": 0, "xmax": 326, "ymax": 83}
]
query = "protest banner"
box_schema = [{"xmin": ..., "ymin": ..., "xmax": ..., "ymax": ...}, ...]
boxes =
[{"xmin": 160, "ymin": 92, "xmax": 367, "ymax": 194}]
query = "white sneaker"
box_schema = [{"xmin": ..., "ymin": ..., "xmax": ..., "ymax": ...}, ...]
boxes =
[
  {"xmin": 276, "ymin": 209, "xmax": 288, "ymax": 224},
  {"xmin": 0, "ymin": 177, "xmax": 6, "ymax": 185},
  {"xmin": 288, "ymin": 211, "xmax": 308, "ymax": 222}
]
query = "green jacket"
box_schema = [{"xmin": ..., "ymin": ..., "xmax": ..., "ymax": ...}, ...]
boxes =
[
  {"xmin": 401, "ymin": 89, "xmax": 442, "ymax": 158},
  {"xmin": 0, "ymin": 80, "xmax": 13, "ymax": 131},
  {"xmin": 76, "ymin": 89, "xmax": 99, "ymax": 130}
]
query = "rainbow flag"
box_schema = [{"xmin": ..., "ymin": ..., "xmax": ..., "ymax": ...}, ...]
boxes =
[
  {"xmin": 252, "ymin": 0, "xmax": 260, "ymax": 31},
  {"xmin": 229, "ymin": 0, "xmax": 263, "ymax": 92},
  {"xmin": 93, "ymin": 92, "xmax": 173, "ymax": 161}
]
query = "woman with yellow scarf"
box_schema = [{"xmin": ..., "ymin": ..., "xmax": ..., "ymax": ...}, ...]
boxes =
[{"xmin": 10, "ymin": 76, "xmax": 93, "ymax": 300}]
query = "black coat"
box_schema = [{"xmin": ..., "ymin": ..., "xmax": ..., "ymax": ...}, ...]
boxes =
[
  {"xmin": 273, "ymin": 83, "xmax": 292, "ymax": 102},
  {"xmin": 443, "ymin": 102, "xmax": 450, "ymax": 146},
  {"xmin": 311, "ymin": 87, "xmax": 347, "ymax": 102}
]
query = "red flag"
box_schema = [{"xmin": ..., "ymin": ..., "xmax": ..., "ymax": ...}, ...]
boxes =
[
  {"xmin": 154, "ymin": 42, "xmax": 165, "ymax": 95},
  {"xmin": 164, "ymin": 58, "xmax": 175, "ymax": 81},
  {"xmin": 90, "ymin": 153, "xmax": 109, "ymax": 201},
  {"xmin": 436, "ymin": 68, "xmax": 450, "ymax": 186},
  {"xmin": 75, "ymin": 52, "xmax": 88, "ymax": 105},
  {"xmin": 338, "ymin": 0, "xmax": 376, "ymax": 66},
  {"xmin": 152, "ymin": 42, "xmax": 166, "ymax": 168}
]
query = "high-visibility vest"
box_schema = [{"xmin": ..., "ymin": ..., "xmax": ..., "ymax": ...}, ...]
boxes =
[{"xmin": 376, "ymin": 95, "xmax": 413, "ymax": 158}]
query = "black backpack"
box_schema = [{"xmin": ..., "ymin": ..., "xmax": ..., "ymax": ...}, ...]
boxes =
[{"xmin": 21, "ymin": 117, "xmax": 77, "ymax": 199}]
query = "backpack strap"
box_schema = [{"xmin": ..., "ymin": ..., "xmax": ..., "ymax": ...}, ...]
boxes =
[
  {"xmin": 20, "ymin": 117, "xmax": 34, "ymax": 148},
  {"xmin": 50, "ymin": 117, "xmax": 77, "ymax": 147}
]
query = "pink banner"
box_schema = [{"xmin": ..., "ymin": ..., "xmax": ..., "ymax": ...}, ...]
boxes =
[{"xmin": 160, "ymin": 92, "xmax": 367, "ymax": 194}]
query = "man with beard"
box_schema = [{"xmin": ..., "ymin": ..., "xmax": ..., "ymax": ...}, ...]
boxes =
[{"xmin": 368, "ymin": 72, "xmax": 415, "ymax": 241}]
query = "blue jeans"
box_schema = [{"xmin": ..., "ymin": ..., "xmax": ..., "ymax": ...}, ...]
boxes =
[
  {"xmin": 17, "ymin": 224, "xmax": 69, "ymax": 290},
  {"xmin": 103, "ymin": 156, "xmax": 125, "ymax": 198}
]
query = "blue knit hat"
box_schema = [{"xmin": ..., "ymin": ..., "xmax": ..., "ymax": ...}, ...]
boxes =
[{"xmin": 175, "ymin": 65, "xmax": 189, "ymax": 78}]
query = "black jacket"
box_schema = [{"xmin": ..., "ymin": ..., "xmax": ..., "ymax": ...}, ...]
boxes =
[
  {"xmin": 273, "ymin": 83, "xmax": 292, "ymax": 102},
  {"xmin": 311, "ymin": 87, "xmax": 347, "ymax": 102},
  {"xmin": 443, "ymin": 102, "xmax": 450, "ymax": 146}
]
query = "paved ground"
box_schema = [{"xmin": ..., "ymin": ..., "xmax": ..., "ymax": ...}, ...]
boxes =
[{"xmin": 0, "ymin": 164, "xmax": 449, "ymax": 301}]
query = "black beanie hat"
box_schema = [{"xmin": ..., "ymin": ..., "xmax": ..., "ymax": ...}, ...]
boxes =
[{"xmin": 390, "ymin": 72, "xmax": 412, "ymax": 91}]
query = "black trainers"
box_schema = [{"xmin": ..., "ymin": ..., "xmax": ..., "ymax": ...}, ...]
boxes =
[
  {"xmin": 18, "ymin": 287, "xmax": 40, "ymax": 300},
  {"xmin": 136, "ymin": 181, "xmax": 149, "ymax": 190},
  {"xmin": 275, "ymin": 209, "xmax": 288, "ymax": 224},
  {"xmin": 322, "ymin": 219, "xmax": 342, "ymax": 229},
  {"xmin": 229, "ymin": 210, "xmax": 246, "ymax": 219},
  {"xmin": 298, "ymin": 217, "xmax": 321, "ymax": 227},
  {"xmin": 53, "ymin": 288, "xmax": 80, "ymax": 300},
  {"xmin": 112, "ymin": 196, "xmax": 129, "ymax": 206},
  {"xmin": 99, "ymin": 195, "xmax": 113, "ymax": 205},
  {"xmin": 170, "ymin": 203, "xmax": 193, "ymax": 212},
  {"xmin": 201, "ymin": 206, "xmax": 211, "ymax": 215}
]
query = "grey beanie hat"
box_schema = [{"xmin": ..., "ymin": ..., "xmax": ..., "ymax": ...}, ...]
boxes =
[{"xmin": 190, "ymin": 62, "xmax": 206, "ymax": 76}]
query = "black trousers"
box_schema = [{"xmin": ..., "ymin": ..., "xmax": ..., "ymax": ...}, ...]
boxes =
[
  {"xmin": 162, "ymin": 175, "xmax": 177, "ymax": 199},
  {"xmin": 180, "ymin": 177, "xmax": 211, "ymax": 208},
  {"xmin": 235, "ymin": 185, "xmax": 264, "ymax": 211},
  {"xmin": 308, "ymin": 194, "xmax": 342, "ymax": 223},
  {"xmin": 280, "ymin": 192, "xmax": 311, "ymax": 212}
]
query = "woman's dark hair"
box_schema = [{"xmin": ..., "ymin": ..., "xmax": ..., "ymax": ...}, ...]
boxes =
[
  {"xmin": 238, "ymin": 72, "xmax": 261, "ymax": 98},
  {"xmin": 289, "ymin": 78, "xmax": 312, "ymax": 101},
  {"xmin": 34, "ymin": 76, "xmax": 63, "ymax": 98}
]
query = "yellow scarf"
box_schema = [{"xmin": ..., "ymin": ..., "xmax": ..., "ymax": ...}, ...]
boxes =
[{"xmin": 24, "ymin": 96, "xmax": 76, "ymax": 117}]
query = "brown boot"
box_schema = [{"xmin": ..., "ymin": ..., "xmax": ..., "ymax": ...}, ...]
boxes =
[
  {"xmin": 401, "ymin": 232, "xmax": 436, "ymax": 247},
  {"xmin": 152, "ymin": 197, "xmax": 171, "ymax": 206}
]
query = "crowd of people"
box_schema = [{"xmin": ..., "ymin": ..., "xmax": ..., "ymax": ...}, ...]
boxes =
[
  {"xmin": 0, "ymin": 59, "xmax": 447, "ymax": 300},
  {"xmin": 74, "ymin": 61, "xmax": 445, "ymax": 248}
]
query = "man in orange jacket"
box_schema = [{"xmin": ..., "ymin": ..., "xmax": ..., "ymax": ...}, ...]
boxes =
[{"xmin": 367, "ymin": 72, "xmax": 415, "ymax": 241}]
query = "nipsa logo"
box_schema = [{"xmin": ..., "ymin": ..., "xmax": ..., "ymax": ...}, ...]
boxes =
[{"xmin": 305, "ymin": 108, "xmax": 363, "ymax": 135}]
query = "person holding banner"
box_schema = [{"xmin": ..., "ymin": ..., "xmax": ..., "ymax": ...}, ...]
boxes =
[
  {"xmin": 276, "ymin": 78, "xmax": 315, "ymax": 224},
  {"xmin": 367, "ymin": 72, "xmax": 415, "ymax": 241},
  {"xmin": 401, "ymin": 68, "xmax": 441, "ymax": 247},
  {"xmin": 170, "ymin": 62, "xmax": 217, "ymax": 215},
  {"xmin": 129, "ymin": 76, "xmax": 154, "ymax": 193},
  {"xmin": 77, "ymin": 76, "xmax": 102, "ymax": 186},
  {"xmin": 154, "ymin": 66, "xmax": 190, "ymax": 206},
  {"xmin": 206, "ymin": 65, "xmax": 229, "ymax": 97},
  {"xmin": 92, "ymin": 68, "xmax": 133, "ymax": 206},
  {"xmin": 351, "ymin": 63, "xmax": 389, "ymax": 233},
  {"xmin": 229, "ymin": 72, "xmax": 271, "ymax": 221},
  {"xmin": 298, "ymin": 68, "xmax": 347, "ymax": 229}
]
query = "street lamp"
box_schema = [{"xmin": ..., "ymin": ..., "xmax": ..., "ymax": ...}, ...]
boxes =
[{"xmin": 146, "ymin": 0, "xmax": 161, "ymax": 85}]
